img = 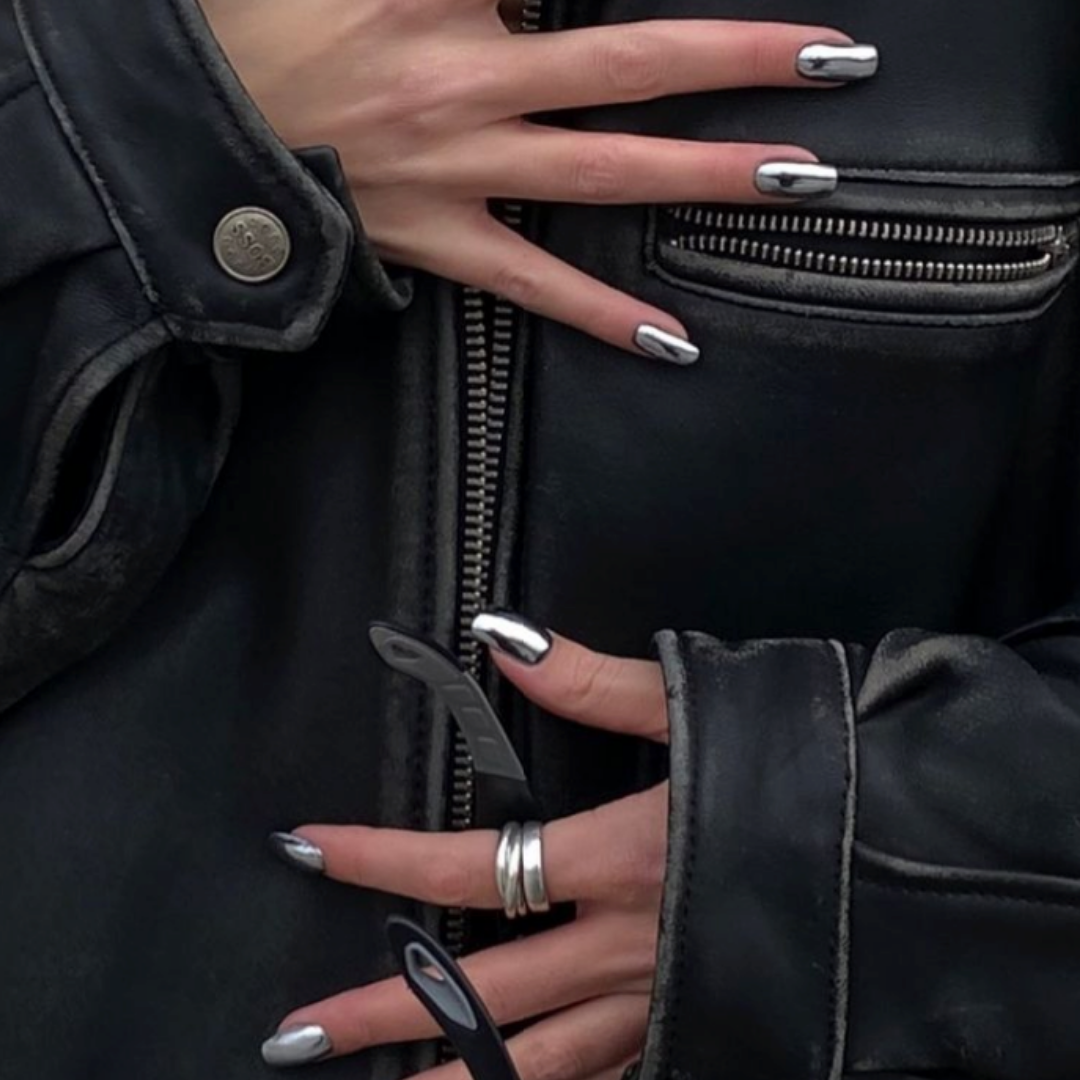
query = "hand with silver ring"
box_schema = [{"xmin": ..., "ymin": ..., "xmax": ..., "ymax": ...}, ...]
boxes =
[{"xmin": 263, "ymin": 617, "xmax": 670, "ymax": 1078}]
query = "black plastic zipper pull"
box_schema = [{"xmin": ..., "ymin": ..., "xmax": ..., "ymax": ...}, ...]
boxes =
[
  {"xmin": 369, "ymin": 622, "xmax": 541, "ymax": 828},
  {"xmin": 387, "ymin": 916, "xmax": 521, "ymax": 1080}
]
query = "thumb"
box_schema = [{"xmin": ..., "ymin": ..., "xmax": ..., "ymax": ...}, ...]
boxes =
[{"xmin": 471, "ymin": 612, "xmax": 668, "ymax": 743}]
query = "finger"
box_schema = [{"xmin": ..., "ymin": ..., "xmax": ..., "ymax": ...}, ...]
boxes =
[
  {"xmin": 275, "ymin": 916, "xmax": 654, "ymax": 1057},
  {"xmin": 496, "ymin": 20, "xmax": 872, "ymax": 113},
  {"xmin": 293, "ymin": 785, "xmax": 666, "ymax": 906},
  {"xmin": 293, "ymin": 822, "xmax": 502, "ymax": 907},
  {"xmin": 436, "ymin": 124, "xmax": 821, "ymax": 205},
  {"xmin": 485, "ymin": 629, "xmax": 668, "ymax": 743},
  {"xmin": 418, "ymin": 207, "xmax": 699, "ymax": 363},
  {"xmin": 408, "ymin": 994, "xmax": 650, "ymax": 1080},
  {"xmin": 543, "ymin": 786, "xmax": 668, "ymax": 907}
]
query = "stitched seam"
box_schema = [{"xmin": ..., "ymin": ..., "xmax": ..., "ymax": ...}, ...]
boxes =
[
  {"xmin": 827, "ymin": 641, "xmax": 858, "ymax": 1080},
  {"xmin": 164, "ymin": 0, "xmax": 327, "ymax": 313},
  {"xmin": 13, "ymin": 0, "xmax": 163, "ymax": 309},
  {"xmin": 858, "ymin": 876, "xmax": 1080, "ymax": 910},
  {"xmin": 664, "ymin": 635, "xmax": 698, "ymax": 1077},
  {"xmin": 840, "ymin": 168, "xmax": 1080, "ymax": 188},
  {"xmin": 0, "ymin": 74, "xmax": 35, "ymax": 111}
]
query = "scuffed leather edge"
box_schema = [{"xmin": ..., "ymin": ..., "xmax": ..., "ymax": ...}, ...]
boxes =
[
  {"xmin": 641, "ymin": 631, "xmax": 858, "ymax": 1080},
  {"xmin": 14, "ymin": 0, "xmax": 352, "ymax": 352},
  {"xmin": 296, "ymin": 145, "xmax": 413, "ymax": 315},
  {"xmin": 0, "ymin": 336, "xmax": 242, "ymax": 715},
  {"xmin": 640, "ymin": 630, "xmax": 695, "ymax": 1079}
]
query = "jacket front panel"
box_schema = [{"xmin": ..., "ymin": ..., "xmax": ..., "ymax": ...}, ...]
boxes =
[
  {"xmin": 1, "ymin": 0, "xmax": 1079, "ymax": 1078},
  {"xmin": 509, "ymin": 0, "xmax": 1080, "ymax": 820}
]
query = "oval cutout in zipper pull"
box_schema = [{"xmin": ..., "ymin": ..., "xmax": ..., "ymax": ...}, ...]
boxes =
[{"xmin": 387, "ymin": 916, "xmax": 522, "ymax": 1080}]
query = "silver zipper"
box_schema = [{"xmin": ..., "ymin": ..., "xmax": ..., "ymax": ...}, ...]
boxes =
[
  {"xmin": 446, "ymin": 0, "xmax": 544, "ymax": 956},
  {"xmin": 663, "ymin": 206, "xmax": 1074, "ymax": 285}
]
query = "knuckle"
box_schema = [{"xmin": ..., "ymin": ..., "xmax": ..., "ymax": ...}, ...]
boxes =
[
  {"xmin": 596, "ymin": 29, "xmax": 668, "ymax": 97},
  {"xmin": 391, "ymin": 68, "xmax": 449, "ymax": 131},
  {"xmin": 564, "ymin": 650, "xmax": 618, "ymax": 716},
  {"xmin": 489, "ymin": 261, "xmax": 545, "ymax": 310},
  {"xmin": 613, "ymin": 917, "xmax": 660, "ymax": 981},
  {"xmin": 385, "ymin": 59, "xmax": 475, "ymax": 140},
  {"xmin": 744, "ymin": 33, "xmax": 784, "ymax": 85},
  {"xmin": 570, "ymin": 142, "xmax": 629, "ymax": 201}
]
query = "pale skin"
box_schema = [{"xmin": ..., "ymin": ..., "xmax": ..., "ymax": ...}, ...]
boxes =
[
  {"xmin": 194, "ymin": 0, "xmax": 867, "ymax": 1069},
  {"xmin": 200, "ymin": 0, "xmax": 862, "ymax": 359},
  {"xmin": 285, "ymin": 634, "xmax": 671, "ymax": 1079}
]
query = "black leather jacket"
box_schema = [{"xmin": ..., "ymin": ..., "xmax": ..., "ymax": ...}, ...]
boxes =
[{"xmin": 2, "ymin": 0, "xmax": 1079, "ymax": 1077}]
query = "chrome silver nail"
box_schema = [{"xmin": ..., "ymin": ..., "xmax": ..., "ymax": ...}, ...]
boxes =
[
  {"xmin": 261, "ymin": 1024, "xmax": 333, "ymax": 1068},
  {"xmin": 755, "ymin": 162, "xmax": 839, "ymax": 198},
  {"xmin": 797, "ymin": 43, "xmax": 879, "ymax": 82},
  {"xmin": 632, "ymin": 325, "xmax": 701, "ymax": 366},
  {"xmin": 471, "ymin": 611, "xmax": 553, "ymax": 666},
  {"xmin": 269, "ymin": 833, "xmax": 325, "ymax": 875}
]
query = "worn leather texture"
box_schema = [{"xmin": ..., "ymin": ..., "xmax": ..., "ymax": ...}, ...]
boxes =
[{"xmin": 1, "ymin": 0, "xmax": 1079, "ymax": 1076}]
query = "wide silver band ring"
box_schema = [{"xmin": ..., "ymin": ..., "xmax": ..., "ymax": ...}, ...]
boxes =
[
  {"xmin": 495, "ymin": 821, "xmax": 548, "ymax": 919},
  {"xmin": 521, "ymin": 821, "xmax": 550, "ymax": 915}
]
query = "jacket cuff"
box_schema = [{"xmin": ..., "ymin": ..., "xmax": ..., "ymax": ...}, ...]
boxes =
[
  {"xmin": 14, "ymin": 0, "xmax": 373, "ymax": 351},
  {"xmin": 641, "ymin": 631, "xmax": 858, "ymax": 1080}
]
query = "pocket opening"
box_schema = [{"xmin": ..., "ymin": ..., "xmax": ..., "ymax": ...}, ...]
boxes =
[
  {"xmin": 29, "ymin": 365, "xmax": 146, "ymax": 567},
  {"xmin": 648, "ymin": 200, "xmax": 1079, "ymax": 324}
]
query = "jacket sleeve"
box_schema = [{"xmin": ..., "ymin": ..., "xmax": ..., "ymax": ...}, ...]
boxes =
[
  {"xmin": 641, "ymin": 602, "xmax": 1080, "ymax": 1080},
  {"xmin": 0, "ymin": 0, "xmax": 408, "ymax": 712}
]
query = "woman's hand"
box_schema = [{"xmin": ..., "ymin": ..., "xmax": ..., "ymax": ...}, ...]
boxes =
[
  {"xmin": 199, "ymin": 0, "xmax": 877, "ymax": 360},
  {"xmin": 263, "ymin": 617, "xmax": 671, "ymax": 1077}
]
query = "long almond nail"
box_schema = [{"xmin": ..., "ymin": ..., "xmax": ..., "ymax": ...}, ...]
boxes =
[
  {"xmin": 269, "ymin": 833, "xmax": 325, "ymax": 875},
  {"xmin": 261, "ymin": 1024, "xmax": 333, "ymax": 1068},
  {"xmin": 797, "ymin": 42, "xmax": 879, "ymax": 82},
  {"xmin": 755, "ymin": 162, "xmax": 839, "ymax": 198},
  {"xmin": 472, "ymin": 611, "xmax": 553, "ymax": 666},
  {"xmin": 632, "ymin": 325, "xmax": 701, "ymax": 365}
]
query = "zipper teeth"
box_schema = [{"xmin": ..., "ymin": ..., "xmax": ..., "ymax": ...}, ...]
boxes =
[
  {"xmin": 672, "ymin": 232, "xmax": 1055, "ymax": 284},
  {"xmin": 520, "ymin": 0, "xmax": 543, "ymax": 25},
  {"xmin": 446, "ymin": 6, "xmax": 541, "ymax": 958},
  {"xmin": 665, "ymin": 205, "xmax": 1062, "ymax": 250}
]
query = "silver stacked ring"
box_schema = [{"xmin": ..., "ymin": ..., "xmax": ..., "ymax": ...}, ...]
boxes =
[{"xmin": 495, "ymin": 821, "xmax": 549, "ymax": 919}]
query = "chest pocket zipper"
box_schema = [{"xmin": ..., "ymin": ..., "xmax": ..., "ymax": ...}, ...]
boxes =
[{"xmin": 660, "ymin": 206, "xmax": 1075, "ymax": 286}]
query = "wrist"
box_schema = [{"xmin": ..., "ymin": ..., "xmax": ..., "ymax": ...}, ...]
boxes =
[{"xmin": 196, "ymin": 0, "xmax": 305, "ymax": 147}]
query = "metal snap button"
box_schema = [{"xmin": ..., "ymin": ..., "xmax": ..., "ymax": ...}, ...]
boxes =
[{"xmin": 213, "ymin": 207, "xmax": 292, "ymax": 283}]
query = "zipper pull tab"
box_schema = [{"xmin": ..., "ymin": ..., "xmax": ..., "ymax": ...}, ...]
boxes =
[
  {"xmin": 369, "ymin": 622, "xmax": 542, "ymax": 828},
  {"xmin": 387, "ymin": 916, "xmax": 522, "ymax": 1080},
  {"xmin": 1042, "ymin": 225, "xmax": 1074, "ymax": 265}
]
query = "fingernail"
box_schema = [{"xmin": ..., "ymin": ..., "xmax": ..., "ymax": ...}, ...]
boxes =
[
  {"xmin": 755, "ymin": 161, "xmax": 839, "ymax": 198},
  {"xmin": 632, "ymin": 325, "xmax": 701, "ymax": 366},
  {"xmin": 269, "ymin": 832, "xmax": 325, "ymax": 875},
  {"xmin": 471, "ymin": 611, "xmax": 553, "ymax": 666},
  {"xmin": 797, "ymin": 42, "xmax": 880, "ymax": 82},
  {"xmin": 261, "ymin": 1024, "xmax": 333, "ymax": 1068}
]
